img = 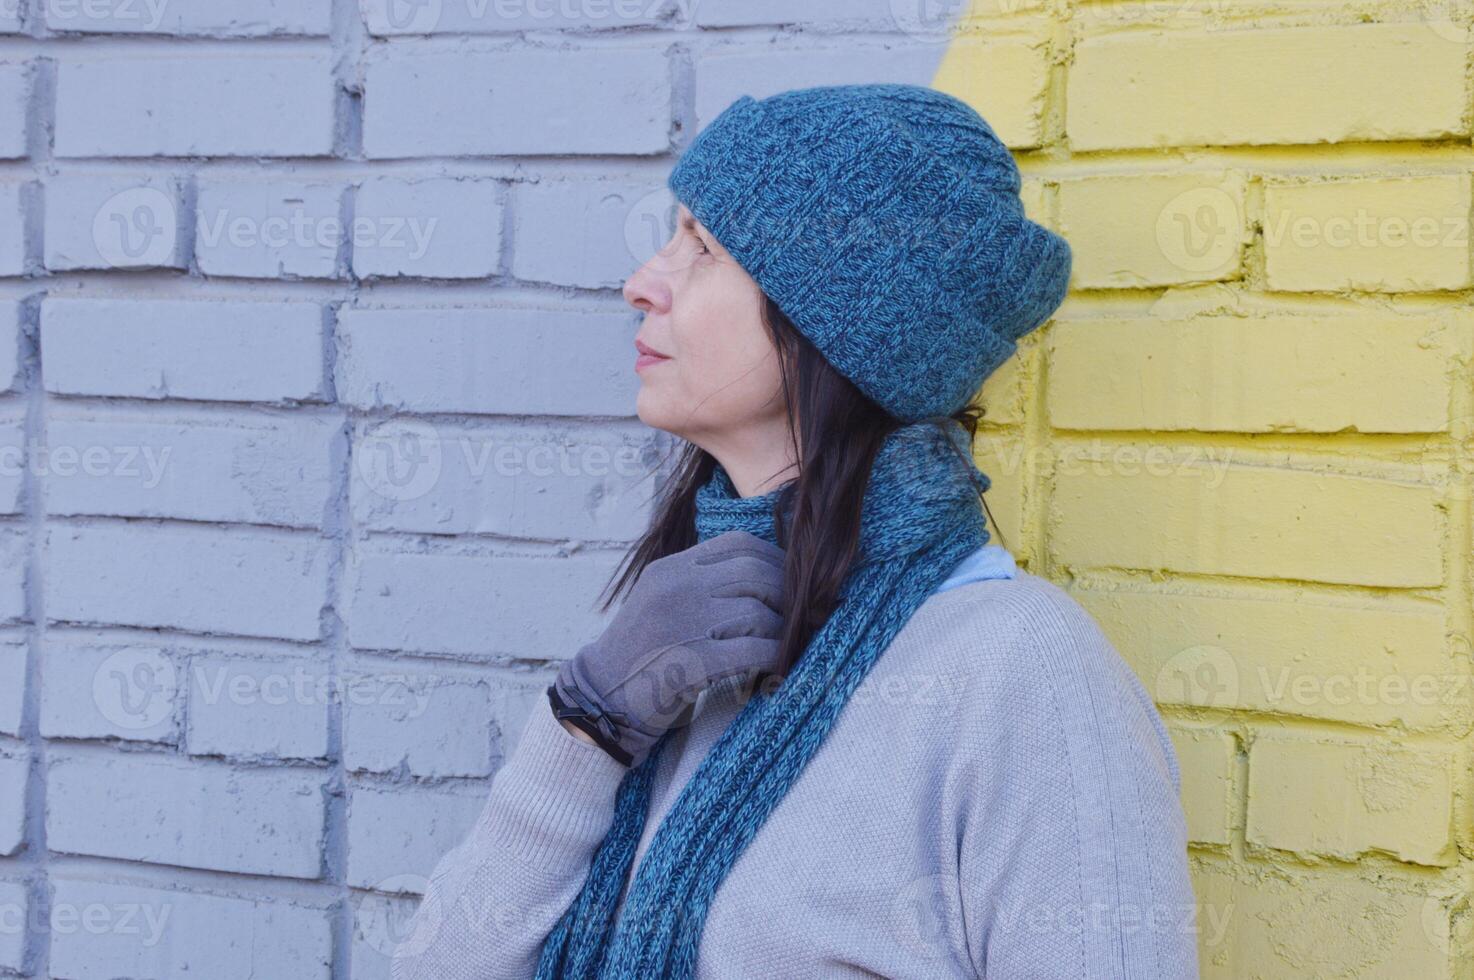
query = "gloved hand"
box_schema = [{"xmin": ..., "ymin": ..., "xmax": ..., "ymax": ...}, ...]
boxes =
[{"xmin": 549, "ymin": 529, "xmax": 787, "ymax": 767}]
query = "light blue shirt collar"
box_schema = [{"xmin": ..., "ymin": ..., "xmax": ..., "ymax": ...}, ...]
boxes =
[{"xmin": 933, "ymin": 542, "xmax": 1017, "ymax": 594}]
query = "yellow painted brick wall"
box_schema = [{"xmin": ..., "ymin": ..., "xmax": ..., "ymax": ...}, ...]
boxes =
[{"xmin": 937, "ymin": 2, "xmax": 1474, "ymax": 976}]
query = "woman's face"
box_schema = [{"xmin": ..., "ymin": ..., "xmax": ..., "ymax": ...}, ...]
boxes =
[{"xmin": 623, "ymin": 204, "xmax": 786, "ymax": 447}]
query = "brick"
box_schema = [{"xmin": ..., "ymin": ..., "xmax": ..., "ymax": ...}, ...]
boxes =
[
  {"xmin": 0, "ymin": 530, "xmax": 24, "ymax": 624},
  {"xmin": 0, "ymin": 879, "xmax": 23, "ymax": 972},
  {"xmin": 0, "ymin": 61, "xmax": 27, "ymax": 159},
  {"xmin": 1049, "ymin": 456, "xmax": 1442, "ymax": 588},
  {"xmin": 45, "ymin": 522, "xmax": 331, "ymax": 641},
  {"xmin": 345, "ymin": 543, "xmax": 619, "ymax": 657},
  {"xmin": 349, "ymin": 418, "xmax": 660, "ymax": 540},
  {"xmin": 0, "ymin": 298, "xmax": 20, "ymax": 392},
  {"xmin": 1246, "ymin": 734, "xmax": 1454, "ymax": 867},
  {"xmin": 363, "ymin": 47, "xmax": 669, "ymax": 157},
  {"xmin": 55, "ymin": 54, "xmax": 336, "ymax": 158},
  {"xmin": 693, "ymin": 0, "xmax": 911, "ymax": 26},
  {"xmin": 488, "ymin": 675, "xmax": 554, "ymax": 756},
  {"xmin": 44, "ymin": 406, "xmax": 338, "ymax": 528},
  {"xmin": 1167, "ymin": 728, "xmax": 1233, "ymax": 846},
  {"xmin": 48, "ymin": 876, "xmax": 332, "ymax": 980},
  {"xmin": 344, "ymin": 664, "xmax": 493, "ymax": 778},
  {"xmin": 42, "ymin": 298, "xmax": 327, "ymax": 403},
  {"xmin": 347, "ymin": 783, "xmax": 485, "ymax": 890},
  {"xmin": 352, "ymin": 177, "xmax": 502, "ymax": 280},
  {"xmin": 1048, "ymin": 312, "xmax": 1473, "ymax": 433},
  {"xmin": 511, "ymin": 179, "xmax": 656, "ymax": 288},
  {"xmin": 1068, "ymin": 23, "xmax": 1467, "ymax": 152},
  {"xmin": 692, "ymin": 44, "xmax": 953, "ymax": 134},
  {"xmin": 195, "ymin": 179, "xmax": 343, "ymax": 280},
  {"xmin": 693, "ymin": 40, "xmax": 1053, "ymax": 142},
  {"xmin": 44, "ymin": 173, "xmax": 183, "ymax": 271},
  {"xmin": 1072, "ymin": 585, "xmax": 1461, "ymax": 730},
  {"xmin": 0, "ymin": 751, "xmax": 24, "ymax": 855},
  {"xmin": 362, "ymin": 0, "xmax": 664, "ymax": 34},
  {"xmin": 47, "ymin": 751, "xmax": 327, "ymax": 878},
  {"xmin": 0, "ymin": 641, "xmax": 22, "ymax": 736},
  {"xmin": 39, "ymin": 643, "xmax": 178, "ymax": 743},
  {"xmin": 44, "ymin": 0, "xmax": 332, "ymax": 35},
  {"xmin": 972, "ymin": 339, "xmax": 1028, "ymax": 427},
  {"xmin": 0, "ymin": 407, "xmax": 21, "ymax": 513},
  {"xmin": 1262, "ymin": 174, "xmax": 1473, "ymax": 292},
  {"xmin": 1192, "ymin": 864, "xmax": 1448, "ymax": 977},
  {"xmin": 1056, "ymin": 171, "xmax": 1249, "ymax": 288},
  {"xmin": 971, "ymin": 430, "xmax": 1027, "ymax": 557},
  {"xmin": 0, "ymin": 181, "xmax": 26, "ymax": 275},
  {"xmin": 336, "ymin": 307, "xmax": 639, "ymax": 416},
  {"xmin": 186, "ymin": 654, "xmax": 331, "ymax": 761},
  {"xmin": 929, "ymin": 36, "xmax": 1054, "ymax": 149}
]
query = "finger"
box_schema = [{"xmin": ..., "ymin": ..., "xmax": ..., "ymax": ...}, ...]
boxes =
[
  {"xmin": 702, "ymin": 554, "xmax": 787, "ymax": 592},
  {"xmin": 692, "ymin": 531, "xmax": 785, "ymax": 569},
  {"xmin": 705, "ymin": 633, "xmax": 785, "ymax": 675},
  {"xmin": 710, "ymin": 576, "xmax": 784, "ymax": 613},
  {"xmin": 707, "ymin": 608, "xmax": 783, "ymax": 642}
]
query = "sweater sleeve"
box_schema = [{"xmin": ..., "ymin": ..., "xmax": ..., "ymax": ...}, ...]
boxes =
[
  {"xmin": 954, "ymin": 591, "xmax": 1200, "ymax": 980},
  {"xmin": 390, "ymin": 694, "xmax": 632, "ymax": 980}
]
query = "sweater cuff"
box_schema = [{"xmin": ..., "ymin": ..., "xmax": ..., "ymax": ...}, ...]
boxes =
[{"xmin": 481, "ymin": 693, "xmax": 633, "ymax": 870}]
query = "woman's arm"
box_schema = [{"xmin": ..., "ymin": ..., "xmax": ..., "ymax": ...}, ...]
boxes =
[{"xmin": 390, "ymin": 694, "xmax": 630, "ymax": 980}]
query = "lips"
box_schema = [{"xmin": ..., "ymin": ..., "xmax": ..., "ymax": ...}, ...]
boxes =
[{"xmin": 634, "ymin": 337, "xmax": 672, "ymax": 373}]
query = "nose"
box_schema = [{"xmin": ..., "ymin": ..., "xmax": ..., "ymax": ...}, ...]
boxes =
[{"xmin": 623, "ymin": 244, "xmax": 674, "ymax": 314}]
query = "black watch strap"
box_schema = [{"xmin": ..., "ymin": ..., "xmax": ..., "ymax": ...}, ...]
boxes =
[{"xmin": 546, "ymin": 684, "xmax": 634, "ymax": 767}]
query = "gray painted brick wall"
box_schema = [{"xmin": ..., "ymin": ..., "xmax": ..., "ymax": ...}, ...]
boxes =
[{"xmin": 0, "ymin": 2, "xmax": 952, "ymax": 976}]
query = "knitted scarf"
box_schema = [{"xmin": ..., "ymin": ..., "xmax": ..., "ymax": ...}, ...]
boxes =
[{"xmin": 534, "ymin": 419, "xmax": 992, "ymax": 979}]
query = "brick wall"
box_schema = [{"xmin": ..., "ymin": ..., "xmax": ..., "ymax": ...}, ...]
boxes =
[
  {"xmin": 959, "ymin": 3, "xmax": 1473, "ymax": 978},
  {"xmin": 0, "ymin": 1, "xmax": 964, "ymax": 977},
  {"xmin": 0, "ymin": 0, "xmax": 1469, "ymax": 977}
]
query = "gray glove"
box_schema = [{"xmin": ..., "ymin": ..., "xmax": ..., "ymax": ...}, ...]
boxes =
[{"xmin": 549, "ymin": 529, "xmax": 787, "ymax": 767}]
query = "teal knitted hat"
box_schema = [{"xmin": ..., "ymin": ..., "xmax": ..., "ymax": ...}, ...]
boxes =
[{"xmin": 668, "ymin": 82, "xmax": 1073, "ymax": 423}]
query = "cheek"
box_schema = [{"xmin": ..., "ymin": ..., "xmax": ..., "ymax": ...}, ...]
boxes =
[
  {"xmin": 685, "ymin": 327, "xmax": 779, "ymax": 413},
  {"xmin": 669, "ymin": 285, "xmax": 782, "ymax": 415}
]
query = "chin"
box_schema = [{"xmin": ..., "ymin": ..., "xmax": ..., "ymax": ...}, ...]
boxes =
[{"xmin": 635, "ymin": 387, "xmax": 683, "ymax": 437}]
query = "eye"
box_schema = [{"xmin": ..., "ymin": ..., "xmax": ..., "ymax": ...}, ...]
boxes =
[{"xmin": 691, "ymin": 231, "xmax": 710, "ymax": 255}]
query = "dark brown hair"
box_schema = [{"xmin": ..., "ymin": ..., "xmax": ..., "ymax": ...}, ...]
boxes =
[{"xmin": 597, "ymin": 293, "xmax": 998, "ymax": 680}]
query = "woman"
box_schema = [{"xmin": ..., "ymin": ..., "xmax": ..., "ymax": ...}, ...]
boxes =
[{"xmin": 391, "ymin": 83, "xmax": 1198, "ymax": 979}]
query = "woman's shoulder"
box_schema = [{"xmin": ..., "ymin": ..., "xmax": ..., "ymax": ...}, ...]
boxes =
[
  {"xmin": 909, "ymin": 566, "xmax": 1123, "ymax": 676},
  {"xmin": 898, "ymin": 569, "xmax": 1179, "ymax": 784}
]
